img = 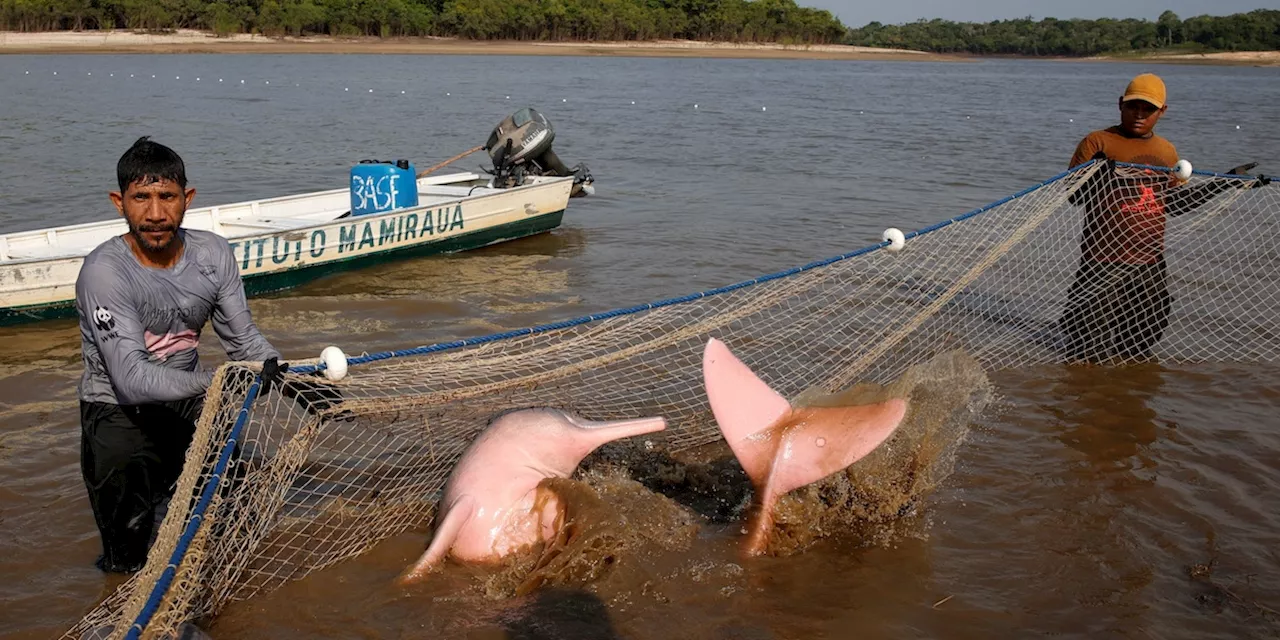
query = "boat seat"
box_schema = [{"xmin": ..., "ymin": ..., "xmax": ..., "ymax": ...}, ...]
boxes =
[
  {"xmin": 419, "ymin": 185, "xmax": 496, "ymax": 198},
  {"xmin": 3, "ymin": 244, "xmax": 75, "ymax": 261}
]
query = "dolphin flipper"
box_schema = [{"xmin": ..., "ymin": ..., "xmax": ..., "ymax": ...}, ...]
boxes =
[{"xmin": 399, "ymin": 495, "xmax": 477, "ymax": 585}]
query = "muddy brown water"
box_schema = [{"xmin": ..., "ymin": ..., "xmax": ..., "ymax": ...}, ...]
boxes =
[{"xmin": 2, "ymin": 55, "xmax": 1279, "ymax": 638}]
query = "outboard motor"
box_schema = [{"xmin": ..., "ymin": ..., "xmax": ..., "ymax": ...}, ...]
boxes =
[{"xmin": 483, "ymin": 107, "xmax": 594, "ymax": 197}]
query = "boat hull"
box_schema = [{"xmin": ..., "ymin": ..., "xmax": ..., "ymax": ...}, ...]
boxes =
[
  {"xmin": 0, "ymin": 176, "xmax": 573, "ymax": 327},
  {"xmin": 0, "ymin": 210, "xmax": 564, "ymax": 327}
]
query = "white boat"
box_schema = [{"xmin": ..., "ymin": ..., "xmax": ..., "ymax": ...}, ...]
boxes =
[{"xmin": 0, "ymin": 171, "xmax": 576, "ymax": 326}]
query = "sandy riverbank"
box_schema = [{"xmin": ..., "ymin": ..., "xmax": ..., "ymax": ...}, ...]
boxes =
[
  {"xmin": 1092, "ymin": 50, "xmax": 1280, "ymax": 67},
  {"xmin": 5, "ymin": 29, "xmax": 1272, "ymax": 65},
  {"xmin": 0, "ymin": 29, "xmax": 959, "ymax": 60}
]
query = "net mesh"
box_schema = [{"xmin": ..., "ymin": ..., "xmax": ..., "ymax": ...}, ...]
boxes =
[{"xmin": 64, "ymin": 162, "xmax": 1280, "ymax": 639}]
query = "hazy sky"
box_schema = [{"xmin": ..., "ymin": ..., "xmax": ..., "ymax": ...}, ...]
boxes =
[{"xmin": 816, "ymin": 0, "xmax": 1280, "ymax": 27}]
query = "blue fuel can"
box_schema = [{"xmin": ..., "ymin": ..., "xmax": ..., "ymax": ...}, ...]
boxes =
[{"xmin": 350, "ymin": 159, "xmax": 418, "ymax": 216}]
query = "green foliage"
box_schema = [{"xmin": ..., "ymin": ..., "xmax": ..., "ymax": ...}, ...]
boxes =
[
  {"xmin": 845, "ymin": 9, "xmax": 1280, "ymax": 56},
  {"xmin": 0, "ymin": 0, "xmax": 844, "ymax": 42},
  {"xmin": 1, "ymin": 1, "xmax": 1274, "ymax": 51}
]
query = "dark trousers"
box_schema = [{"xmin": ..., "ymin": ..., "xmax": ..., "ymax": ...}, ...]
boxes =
[
  {"xmin": 1058, "ymin": 257, "xmax": 1172, "ymax": 363},
  {"xmin": 79, "ymin": 398, "xmax": 202, "ymax": 573}
]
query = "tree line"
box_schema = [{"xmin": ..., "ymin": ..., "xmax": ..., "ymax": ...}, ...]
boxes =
[
  {"xmin": 2, "ymin": 2, "xmax": 1277, "ymax": 54},
  {"xmin": 845, "ymin": 10, "xmax": 1280, "ymax": 56},
  {"xmin": 0, "ymin": 0, "xmax": 846, "ymax": 43}
]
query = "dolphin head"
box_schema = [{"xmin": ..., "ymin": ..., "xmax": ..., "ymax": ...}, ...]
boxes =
[{"xmin": 485, "ymin": 408, "xmax": 668, "ymax": 478}]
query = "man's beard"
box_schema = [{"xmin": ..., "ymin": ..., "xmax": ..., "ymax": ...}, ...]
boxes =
[{"xmin": 129, "ymin": 221, "xmax": 178, "ymax": 252}]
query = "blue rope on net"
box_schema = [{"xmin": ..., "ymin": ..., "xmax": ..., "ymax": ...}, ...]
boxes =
[
  {"xmin": 1114, "ymin": 159, "xmax": 1261, "ymax": 180},
  {"xmin": 125, "ymin": 377, "xmax": 263, "ymax": 640}
]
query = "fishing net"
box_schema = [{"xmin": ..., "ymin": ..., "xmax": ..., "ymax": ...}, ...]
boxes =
[{"xmin": 64, "ymin": 161, "xmax": 1280, "ymax": 639}]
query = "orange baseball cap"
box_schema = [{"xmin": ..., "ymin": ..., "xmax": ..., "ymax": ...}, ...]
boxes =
[{"xmin": 1122, "ymin": 73, "xmax": 1166, "ymax": 108}]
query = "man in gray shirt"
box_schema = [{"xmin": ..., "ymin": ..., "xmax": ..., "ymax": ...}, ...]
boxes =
[{"xmin": 76, "ymin": 137, "xmax": 287, "ymax": 573}]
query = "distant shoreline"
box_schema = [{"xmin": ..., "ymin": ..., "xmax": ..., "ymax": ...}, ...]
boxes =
[
  {"xmin": 2, "ymin": 30, "xmax": 1275, "ymax": 66},
  {"xmin": 1091, "ymin": 50, "xmax": 1280, "ymax": 67},
  {"xmin": 0, "ymin": 29, "xmax": 956, "ymax": 61}
]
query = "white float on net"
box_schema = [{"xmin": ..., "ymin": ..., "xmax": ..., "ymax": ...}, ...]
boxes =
[
  {"xmin": 320, "ymin": 346, "xmax": 348, "ymax": 382},
  {"xmin": 883, "ymin": 227, "xmax": 906, "ymax": 252},
  {"xmin": 1174, "ymin": 159, "xmax": 1193, "ymax": 180}
]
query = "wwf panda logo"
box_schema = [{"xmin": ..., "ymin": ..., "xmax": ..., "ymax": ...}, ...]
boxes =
[{"xmin": 93, "ymin": 306, "xmax": 115, "ymax": 331}]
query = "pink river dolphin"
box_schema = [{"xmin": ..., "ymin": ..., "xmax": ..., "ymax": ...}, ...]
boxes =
[
  {"xmin": 398, "ymin": 408, "xmax": 666, "ymax": 584},
  {"xmin": 702, "ymin": 337, "xmax": 908, "ymax": 556}
]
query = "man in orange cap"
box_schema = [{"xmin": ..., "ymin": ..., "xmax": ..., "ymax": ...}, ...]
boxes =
[
  {"xmin": 1058, "ymin": 73, "xmax": 1266, "ymax": 363},
  {"xmin": 1070, "ymin": 72, "xmax": 1176, "ymax": 172}
]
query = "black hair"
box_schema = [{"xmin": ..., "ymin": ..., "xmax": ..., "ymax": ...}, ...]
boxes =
[{"xmin": 116, "ymin": 136, "xmax": 187, "ymax": 193}]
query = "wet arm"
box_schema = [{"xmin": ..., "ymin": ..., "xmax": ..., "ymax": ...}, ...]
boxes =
[
  {"xmin": 1068, "ymin": 141, "xmax": 1108, "ymax": 207},
  {"xmin": 1162, "ymin": 180, "xmax": 1240, "ymax": 218},
  {"xmin": 211, "ymin": 241, "xmax": 281, "ymax": 363},
  {"xmin": 1069, "ymin": 137, "xmax": 1103, "ymax": 170}
]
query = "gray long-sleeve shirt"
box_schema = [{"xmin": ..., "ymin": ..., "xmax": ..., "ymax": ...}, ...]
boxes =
[{"xmin": 76, "ymin": 229, "xmax": 281, "ymax": 406}]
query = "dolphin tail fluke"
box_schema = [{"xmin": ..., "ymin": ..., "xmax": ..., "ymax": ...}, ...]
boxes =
[
  {"xmin": 398, "ymin": 495, "xmax": 477, "ymax": 585},
  {"xmin": 766, "ymin": 399, "xmax": 909, "ymax": 499},
  {"xmin": 702, "ymin": 338, "xmax": 911, "ymax": 557},
  {"xmin": 702, "ymin": 337, "xmax": 792, "ymax": 483},
  {"xmin": 743, "ymin": 398, "xmax": 908, "ymax": 556},
  {"xmin": 742, "ymin": 502, "xmax": 777, "ymax": 556}
]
